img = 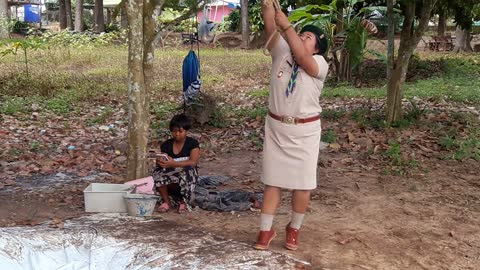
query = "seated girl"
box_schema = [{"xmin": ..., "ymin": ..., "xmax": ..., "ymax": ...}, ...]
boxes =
[{"xmin": 153, "ymin": 114, "xmax": 200, "ymax": 214}]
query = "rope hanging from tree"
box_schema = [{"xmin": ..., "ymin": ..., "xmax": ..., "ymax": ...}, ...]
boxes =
[{"xmin": 262, "ymin": 0, "xmax": 301, "ymax": 56}]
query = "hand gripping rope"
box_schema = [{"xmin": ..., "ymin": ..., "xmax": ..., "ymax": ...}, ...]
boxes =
[{"xmin": 262, "ymin": 0, "xmax": 299, "ymax": 56}]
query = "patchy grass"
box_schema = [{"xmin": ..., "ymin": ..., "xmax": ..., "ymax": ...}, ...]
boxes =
[
  {"xmin": 247, "ymin": 88, "xmax": 269, "ymax": 98},
  {"xmin": 208, "ymin": 106, "xmax": 231, "ymax": 128},
  {"xmin": 0, "ymin": 97, "xmax": 29, "ymax": 115},
  {"xmin": 438, "ymin": 128, "xmax": 480, "ymax": 161},
  {"xmin": 235, "ymin": 105, "xmax": 268, "ymax": 120},
  {"xmin": 321, "ymin": 108, "xmax": 346, "ymax": 121},
  {"xmin": 321, "ymin": 129, "xmax": 337, "ymax": 144},
  {"xmin": 2, "ymin": 45, "xmax": 478, "ymax": 123},
  {"xmin": 350, "ymin": 108, "xmax": 387, "ymax": 130},
  {"xmin": 247, "ymin": 130, "xmax": 263, "ymax": 150},
  {"xmin": 384, "ymin": 139, "xmax": 419, "ymax": 175},
  {"xmin": 324, "ymin": 54, "xmax": 480, "ymax": 103},
  {"xmin": 87, "ymin": 106, "xmax": 114, "ymax": 126},
  {"xmin": 323, "ymin": 84, "xmax": 385, "ymax": 99}
]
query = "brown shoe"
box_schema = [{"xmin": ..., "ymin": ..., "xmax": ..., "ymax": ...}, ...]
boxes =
[
  {"xmin": 253, "ymin": 229, "xmax": 276, "ymax": 250},
  {"xmin": 285, "ymin": 223, "xmax": 299, "ymax": 251}
]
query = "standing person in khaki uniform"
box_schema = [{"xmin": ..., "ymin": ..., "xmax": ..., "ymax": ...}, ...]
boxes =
[{"xmin": 254, "ymin": 1, "xmax": 329, "ymax": 251}]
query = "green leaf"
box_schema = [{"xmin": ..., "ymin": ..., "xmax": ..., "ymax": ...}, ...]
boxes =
[
  {"xmin": 288, "ymin": 11, "xmax": 313, "ymax": 22},
  {"xmin": 288, "ymin": 5, "xmax": 326, "ymax": 22},
  {"xmin": 348, "ymin": 0, "xmax": 365, "ymax": 7},
  {"xmin": 345, "ymin": 17, "xmax": 367, "ymax": 70}
]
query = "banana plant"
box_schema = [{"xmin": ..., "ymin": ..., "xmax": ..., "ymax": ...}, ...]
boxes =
[{"xmin": 288, "ymin": 0, "xmax": 386, "ymax": 82}]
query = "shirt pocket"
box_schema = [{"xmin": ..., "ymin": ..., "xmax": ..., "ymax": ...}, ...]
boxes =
[{"xmin": 275, "ymin": 55, "xmax": 294, "ymax": 84}]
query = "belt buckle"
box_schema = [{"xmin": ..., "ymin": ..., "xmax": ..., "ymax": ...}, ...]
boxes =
[{"xmin": 282, "ymin": 116, "xmax": 296, "ymax": 124}]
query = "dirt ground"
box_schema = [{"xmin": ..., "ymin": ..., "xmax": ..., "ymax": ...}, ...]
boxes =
[{"xmin": 1, "ymin": 148, "xmax": 479, "ymax": 270}]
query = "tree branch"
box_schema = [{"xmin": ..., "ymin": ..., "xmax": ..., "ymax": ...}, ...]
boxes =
[
  {"xmin": 153, "ymin": 1, "xmax": 206, "ymax": 45},
  {"xmin": 396, "ymin": 1, "xmax": 414, "ymax": 65},
  {"xmin": 413, "ymin": 0, "xmax": 437, "ymax": 45}
]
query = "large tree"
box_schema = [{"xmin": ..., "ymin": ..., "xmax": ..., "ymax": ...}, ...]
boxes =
[
  {"xmin": 74, "ymin": 0, "xmax": 84, "ymax": 32},
  {"xmin": 386, "ymin": 0, "xmax": 437, "ymax": 123},
  {"xmin": 59, "ymin": 0, "xmax": 67, "ymax": 29},
  {"xmin": 126, "ymin": 0, "xmax": 204, "ymax": 180},
  {"xmin": 241, "ymin": 0, "xmax": 250, "ymax": 48},
  {"xmin": 125, "ymin": 0, "xmax": 155, "ymax": 180},
  {"xmin": 432, "ymin": 0, "xmax": 450, "ymax": 36},
  {"xmin": 450, "ymin": 0, "xmax": 478, "ymax": 53},
  {"xmin": 94, "ymin": 0, "xmax": 105, "ymax": 32},
  {"xmin": 386, "ymin": 0, "xmax": 395, "ymax": 80},
  {"xmin": 0, "ymin": 0, "xmax": 8, "ymax": 39},
  {"xmin": 65, "ymin": 0, "xmax": 74, "ymax": 30}
]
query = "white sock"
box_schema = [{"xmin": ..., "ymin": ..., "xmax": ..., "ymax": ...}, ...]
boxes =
[
  {"xmin": 260, "ymin": 213, "xmax": 274, "ymax": 231},
  {"xmin": 290, "ymin": 211, "xmax": 305, "ymax": 229}
]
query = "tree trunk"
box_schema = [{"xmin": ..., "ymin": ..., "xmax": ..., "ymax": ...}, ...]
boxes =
[
  {"xmin": 437, "ymin": 9, "xmax": 446, "ymax": 36},
  {"xmin": 240, "ymin": 0, "xmax": 249, "ymax": 48},
  {"xmin": 74, "ymin": 0, "xmax": 83, "ymax": 32},
  {"xmin": 143, "ymin": 0, "xmax": 155, "ymax": 116},
  {"xmin": 335, "ymin": 7, "xmax": 347, "ymax": 82},
  {"xmin": 249, "ymin": 31, "xmax": 266, "ymax": 49},
  {"xmin": 387, "ymin": 0, "xmax": 395, "ymax": 80},
  {"xmin": 338, "ymin": 49, "xmax": 351, "ymax": 81},
  {"xmin": 121, "ymin": 8, "xmax": 128, "ymax": 28},
  {"xmin": 94, "ymin": 0, "xmax": 105, "ymax": 33},
  {"xmin": 125, "ymin": 0, "xmax": 155, "ymax": 180},
  {"xmin": 386, "ymin": 0, "xmax": 437, "ymax": 123},
  {"xmin": 331, "ymin": 51, "xmax": 340, "ymax": 81},
  {"xmin": 387, "ymin": 66, "xmax": 403, "ymax": 122},
  {"xmin": 65, "ymin": 0, "xmax": 73, "ymax": 30},
  {"xmin": 126, "ymin": 0, "xmax": 147, "ymax": 180},
  {"xmin": 0, "ymin": 0, "xmax": 8, "ymax": 39},
  {"xmin": 453, "ymin": 25, "xmax": 473, "ymax": 53},
  {"xmin": 106, "ymin": 8, "xmax": 112, "ymax": 26},
  {"xmin": 336, "ymin": 7, "xmax": 344, "ymax": 33},
  {"xmin": 59, "ymin": 0, "xmax": 67, "ymax": 29}
]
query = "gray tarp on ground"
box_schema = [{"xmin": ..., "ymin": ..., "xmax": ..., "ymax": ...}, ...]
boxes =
[
  {"xmin": 194, "ymin": 175, "xmax": 263, "ymax": 212},
  {"xmin": 0, "ymin": 214, "xmax": 307, "ymax": 270}
]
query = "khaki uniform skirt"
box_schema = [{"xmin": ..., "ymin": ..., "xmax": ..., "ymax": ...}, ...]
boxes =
[{"xmin": 261, "ymin": 116, "xmax": 321, "ymax": 190}]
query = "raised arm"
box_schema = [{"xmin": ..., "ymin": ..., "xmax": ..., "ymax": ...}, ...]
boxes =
[
  {"xmin": 274, "ymin": 10, "xmax": 319, "ymax": 77},
  {"xmin": 262, "ymin": 0, "xmax": 279, "ymax": 50}
]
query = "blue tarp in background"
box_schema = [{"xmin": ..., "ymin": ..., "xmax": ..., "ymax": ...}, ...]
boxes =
[{"xmin": 24, "ymin": 5, "xmax": 40, "ymax": 23}]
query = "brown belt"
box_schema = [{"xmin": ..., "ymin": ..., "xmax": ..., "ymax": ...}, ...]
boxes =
[{"xmin": 268, "ymin": 111, "xmax": 320, "ymax": 125}]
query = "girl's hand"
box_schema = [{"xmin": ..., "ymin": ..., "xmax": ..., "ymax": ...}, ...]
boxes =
[
  {"xmin": 158, "ymin": 156, "xmax": 175, "ymax": 168},
  {"xmin": 274, "ymin": 10, "xmax": 290, "ymax": 31}
]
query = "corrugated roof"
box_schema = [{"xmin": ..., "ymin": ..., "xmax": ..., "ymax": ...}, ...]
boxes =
[
  {"xmin": 208, "ymin": 0, "xmax": 240, "ymax": 6},
  {"xmin": 103, "ymin": 0, "xmax": 121, "ymax": 7}
]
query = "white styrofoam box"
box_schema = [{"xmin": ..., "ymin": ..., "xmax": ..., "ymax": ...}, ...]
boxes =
[{"xmin": 83, "ymin": 183, "xmax": 134, "ymax": 213}]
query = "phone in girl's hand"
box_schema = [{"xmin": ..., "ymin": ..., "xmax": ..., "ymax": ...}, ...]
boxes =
[{"xmin": 156, "ymin": 153, "xmax": 169, "ymax": 161}]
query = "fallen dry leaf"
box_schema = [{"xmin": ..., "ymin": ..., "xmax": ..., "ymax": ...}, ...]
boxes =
[
  {"xmin": 348, "ymin": 132, "xmax": 356, "ymax": 142},
  {"xmin": 4, "ymin": 179, "xmax": 16, "ymax": 186},
  {"xmin": 415, "ymin": 143, "xmax": 434, "ymax": 153},
  {"xmin": 295, "ymin": 262, "xmax": 306, "ymax": 269},
  {"xmin": 329, "ymin": 143, "xmax": 341, "ymax": 151},
  {"xmin": 50, "ymin": 218, "xmax": 65, "ymax": 228},
  {"xmin": 338, "ymin": 237, "xmax": 354, "ymax": 245}
]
